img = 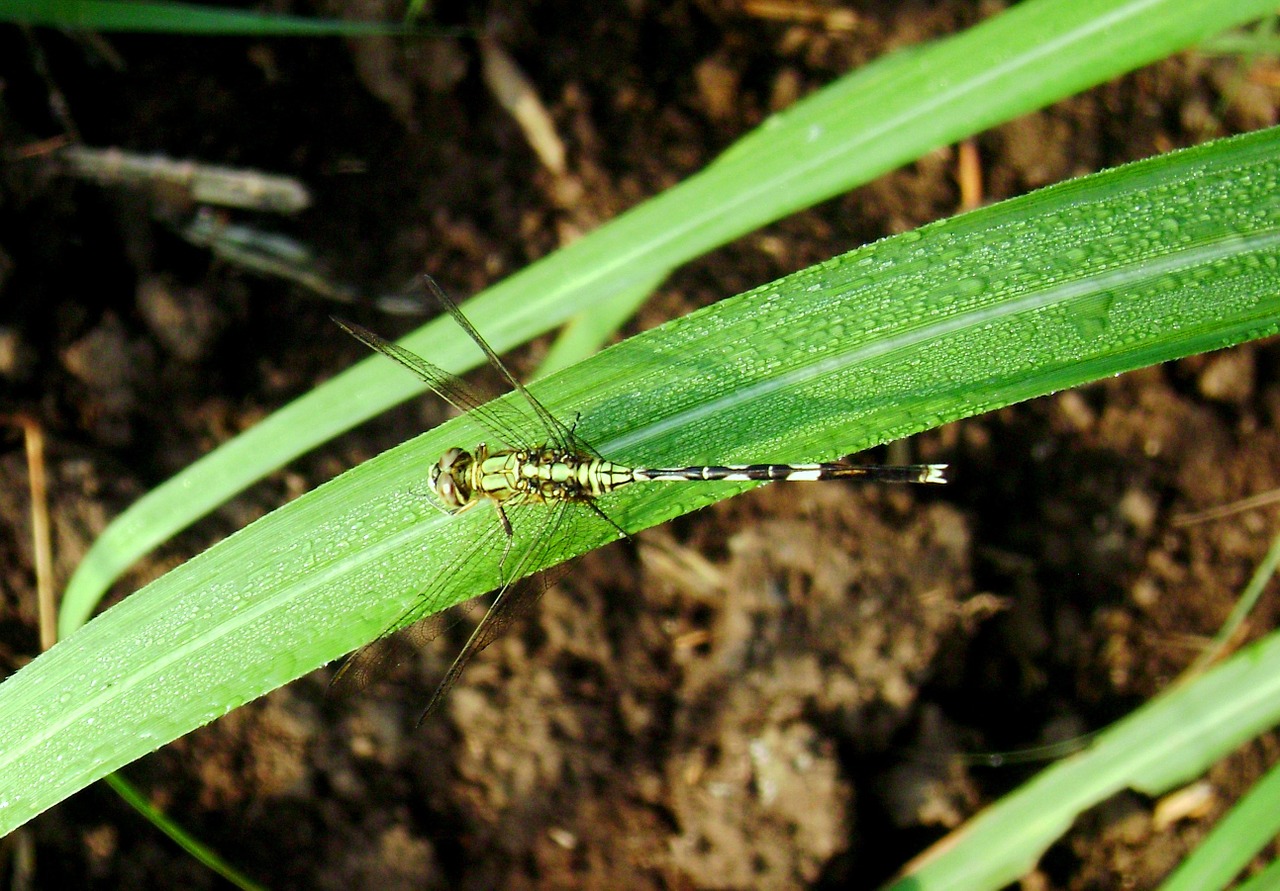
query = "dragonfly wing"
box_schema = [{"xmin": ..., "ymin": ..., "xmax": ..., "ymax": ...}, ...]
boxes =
[
  {"xmin": 418, "ymin": 498, "xmax": 573, "ymax": 721},
  {"xmin": 329, "ymin": 607, "xmax": 466, "ymax": 694},
  {"xmin": 331, "ymin": 506, "xmax": 514, "ymax": 694},
  {"xmin": 420, "ymin": 276, "xmax": 588, "ymax": 455},
  {"xmin": 336, "ymin": 274, "xmax": 603, "ymax": 457},
  {"xmin": 332, "ymin": 316, "xmax": 540, "ymax": 448}
]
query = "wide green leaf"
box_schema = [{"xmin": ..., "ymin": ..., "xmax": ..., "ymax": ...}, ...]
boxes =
[
  {"xmin": 58, "ymin": 0, "xmax": 1276, "ymax": 632},
  {"xmin": 1, "ymin": 124, "xmax": 1279, "ymax": 836}
]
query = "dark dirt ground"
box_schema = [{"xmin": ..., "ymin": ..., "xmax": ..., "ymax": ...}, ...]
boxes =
[{"xmin": 2, "ymin": 2, "xmax": 1280, "ymax": 889}]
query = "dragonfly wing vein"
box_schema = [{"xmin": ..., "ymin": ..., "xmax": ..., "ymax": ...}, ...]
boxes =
[
  {"xmin": 419, "ymin": 498, "xmax": 574, "ymax": 719},
  {"xmin": 423, "ymin": 276, "xmax": 584, "ymax": 454},
  {"xmin": 333, "ymin": 504, "xmax": 515, "ymax": 693},
  {"xmin": 332, "ymin": 316, "xmax": 543, "ymax": 449}
]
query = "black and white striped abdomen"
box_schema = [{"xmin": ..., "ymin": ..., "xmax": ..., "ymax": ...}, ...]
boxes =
[{"xmin": 629, "ymin": 463, "xmax": 946, "ymax": 484}]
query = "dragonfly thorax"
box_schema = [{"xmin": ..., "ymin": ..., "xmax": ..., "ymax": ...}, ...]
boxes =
[{"xmin": 429, "ymin": 442, "xmax": 642, "ymax": 513}]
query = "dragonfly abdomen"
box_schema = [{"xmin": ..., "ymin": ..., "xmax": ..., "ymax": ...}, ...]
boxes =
[
  {"xmin": 631, "ymin": 462, "xmax": 947, "ymax": 484},
  {"xmin": 451, "ymin": 447, "xmax": 945, "ymax": 511}
]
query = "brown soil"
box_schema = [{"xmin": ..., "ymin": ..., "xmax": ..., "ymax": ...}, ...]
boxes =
[{"xmin": 2, "ymin": 2, "xmax": 1279, "ymax": 889}]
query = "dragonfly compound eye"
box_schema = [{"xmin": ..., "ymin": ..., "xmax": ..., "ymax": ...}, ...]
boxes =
[
  {"xmin": 432, "ymin": 448, "xmax": 470, "ymax": 509},
  {"xmin": 438, "ymin": 447, "xmax": 463, "ymax": 470},
  {"xmin": 433, "ymin": 469, "xmax": 462, "ymax": 509}
]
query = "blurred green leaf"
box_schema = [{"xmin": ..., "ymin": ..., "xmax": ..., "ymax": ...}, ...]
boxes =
[{"xmin": 2, "ymin": 0, "xmax": 413, "ymax": 34}]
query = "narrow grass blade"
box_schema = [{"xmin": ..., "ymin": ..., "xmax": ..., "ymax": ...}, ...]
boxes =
[
  {"xmin": 1185, "ymin": 530, "xmax": 1280, "ymax": 676},
  {"xmin": 1235, "ymin": 857, "xmax": 1280, "ymax": 891},
  {"xmin": 104, "ymin": 773, "xmax": 266, "ymax": 891},
  {"xmin": 1159, "ymin": 756, "xmax": 1280, "ymax": 891},
  {"xmin": 891, "ymin": 629, "xmax": 1280, "ymax": 891},
  {"xmin": 4, "ymin": 0, "xmax": 414, "ymax": 35}
]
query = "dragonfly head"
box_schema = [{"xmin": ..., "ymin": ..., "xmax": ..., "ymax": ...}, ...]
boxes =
[{"xmin": 429, "ymin": 447, "xmax": 472, "ymax": 510}]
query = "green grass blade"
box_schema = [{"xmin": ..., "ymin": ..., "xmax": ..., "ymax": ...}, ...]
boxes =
[
  {"xmin": 1200, "ymin": 15, "xmax": 1280, "ymax": 56},
  {"xmin": 3, "ymin": 124, "xmax": 1280, "ymax": 836},
  {"xmin": 892, "ymin": 522, "xmax": 1280, "ymax": 890},
  {"xmin": 538, "ymin": 273, "xmax": 667, "ymax": 376},
  {"xmin": 890, "ymin": 628, "xmax": 1280, "ymax": 891},
  {"xmin": 1235, "ymin": 857, "xmax": 1280, "ymax": 891},
  {"xmin": 2, "ymin": 0, "xmax": 413, "ymax": 34},
  {"xmin": 1159, "ymin": 756, "xmax": 1280, "ymax": 891},
  {"xmin": 58, "ymin": 0, "xmax": 1277, "ymax": 632},
  {"xmin": 104, "ymin": 773, "xmax": 266, "ymax": 891},
  {"xmin": 1185, "ymin": 530, "xmax": 1280, "ymax": 676}
]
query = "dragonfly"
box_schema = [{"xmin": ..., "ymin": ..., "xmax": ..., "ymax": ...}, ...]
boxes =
[{"xmin": 334, "ymin": 276, "xmax": 947, "ymax": 720}]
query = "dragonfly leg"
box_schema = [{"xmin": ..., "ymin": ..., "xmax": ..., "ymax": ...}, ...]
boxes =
[
  {"xmin": 424, "ymin": 492, "xmax": 451, "ymax": 516},
  {"xmin": 451, "ymin": 498, "xmax": 484, "ymax": 517},
  {"xmin": 586, "ymin": 499, "xmax": 630, "ymax": 541},
  {"xmin": 494, "ymin": 503, "xmax": 516, "ymax": 585}
]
